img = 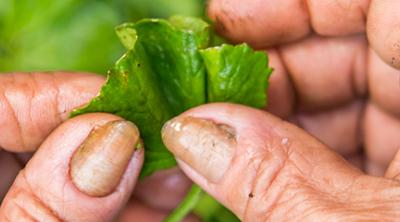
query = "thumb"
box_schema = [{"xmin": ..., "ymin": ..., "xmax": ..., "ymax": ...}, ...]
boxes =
[
  {"xmin": 0, "ymin": 113, "xmax": 143, "ymax": 221},
  {"xmin": 162, "ymin": 103, "xmax": 400, "ymax": 221}
]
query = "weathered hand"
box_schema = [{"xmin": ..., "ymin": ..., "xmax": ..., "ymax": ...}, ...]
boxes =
[
  {"xmin": 162, "ymin": 103, "xmax": 400, "ymax": 221},
  {"xmin": 0, "ymin": 72, "xmax": 196, "ymax": 222},
  {"xmin": 208, "ymin": 0, "xmax": 400, "ymax": 175}
]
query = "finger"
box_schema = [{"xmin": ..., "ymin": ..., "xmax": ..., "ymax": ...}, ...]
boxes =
[
  {"xmin": 0, "ymin": 72, "xmax": 104, "ymax": 152},
  {"xmin": 279, "ymin": 34, "xmax": 367, "ymax": 110},
  {"xmin": 368, "ymin": 49, "xmax": 400, "ymax": 117},
  {"xmin": 208, "ymin": 0, "xmax": 369, "ymax": 47},
  {"xmin": 0, "ymin": 151, "xmax": 21, "ymax": 201},
  {"xmin": 364, "ymin": 103, "xmax": 400, "ymax": 176},
  {"xmin": 208, "ymin": 0, "xmax": 310, "ymax": 48},
  {"xmin": 296, "ymin": 100, "xmax": 363, "ymax": 156},
  {"xmin": 161, "ymin": 103, "xmax": 396, "ymax": 221},
  {"xmin": 0, "ymin": 113, "xmax": 143, "ymax": 221},
  {"xmin": 264, "ymin": 49, "xmax": 295, "ymax": 118},
  {"xmin": 134, "ymin": 167, "xmax": 193, "ymax": 211},
  {"xmin": 367, "ymin": 0, "xmax": 400, "ymax": 69}
]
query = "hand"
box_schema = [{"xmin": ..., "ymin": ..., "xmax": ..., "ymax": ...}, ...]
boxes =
[
  {"xmin": 0, "ymin": 72, "xmax": 196, "ymax": 221},
  {"xmin": 208, "ymin": 0, "xmax": 400, "ymax": 175},
  {"xmin": 158, "ymin": 0, "xmax": 400, "ymax": 221},
  {"xmin": 162, "ymin": 103, "xmax": 400, "ymax": 221}
]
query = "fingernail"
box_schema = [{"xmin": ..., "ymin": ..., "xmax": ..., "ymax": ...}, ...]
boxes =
[
  {"xmin": 70, "ymin": 120, "xmax": 140, "ymax": 197},
  {"xmin": 162, "ymin": 116, "xmax": 236, "ymax": 183}
]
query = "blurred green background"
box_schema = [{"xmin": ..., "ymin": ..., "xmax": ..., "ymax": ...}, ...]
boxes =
[{"xmin": 0, "ymin": 0, "xmax": 206, "ymax": 74}]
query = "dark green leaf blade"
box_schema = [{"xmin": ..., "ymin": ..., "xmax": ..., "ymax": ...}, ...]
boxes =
[
  {"xmin": 71, "ymin": 40, "xmax": 176, "ymax": 177},
  {"xmin": 72, "ymin": 17, "xmax": 213, "ymax": 178},
  {"xmin": 117, "ymin": 18, "xmax": 208, "ymax": 115}
]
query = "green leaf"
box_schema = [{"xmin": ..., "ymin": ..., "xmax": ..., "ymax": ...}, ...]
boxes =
[
  {"xmin": 72, "ymin": 16, "xmax": 213, "ymax": 177},
  {"xmin": 71, "ymin": 39, "xmax": 176, "ymax": 177},
  {"xmin": 116, "ymin": 18, "xmax": 207, "ymax": 115},
  {"xmin": 72, "ymin": 16, "xmax": 272, "ymax": 183},
  {"xmin": 168, "ymin": 15, "xmax": 210, "ymax": 48},
  {"xmin": 200, "ymin": 43, "xmax": 273, "ymax": 109}
]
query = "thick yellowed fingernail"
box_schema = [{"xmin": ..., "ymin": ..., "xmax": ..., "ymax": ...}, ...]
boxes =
[
  {"xmin": 162, "ymin": 116, "xmax": 236, "ymax": 183},
  {"xmin": 70, "ymin": 120, "xmax": 140, "ymax": 197}
]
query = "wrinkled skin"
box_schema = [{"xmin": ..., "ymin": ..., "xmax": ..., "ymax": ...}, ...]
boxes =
[
  {"xmin": 0, "ymin": 73, "xmax": 195, "ymax": 221},
  {"xmin": 0, "ymin": 0, "xmax": 400, "ymax": 221},
  {"xmin": 208, "ymin": 0, "xmax": 400, "ymax": 175}
]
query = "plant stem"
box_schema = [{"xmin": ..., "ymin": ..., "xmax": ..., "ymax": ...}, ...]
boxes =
[{"xmin": 164, "ymin": 184, "xmax": 203, "ymax": 222}]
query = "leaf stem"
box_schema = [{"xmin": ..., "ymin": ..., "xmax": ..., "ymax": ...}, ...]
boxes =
[{"xmin": 164, "ymin": 184, "xmax": 203, "ymax": 222}]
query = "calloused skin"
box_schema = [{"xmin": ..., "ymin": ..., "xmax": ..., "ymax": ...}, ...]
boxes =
[{"xmin": 0, "ymin": 0, "xmax": 400, "ymax": 221}]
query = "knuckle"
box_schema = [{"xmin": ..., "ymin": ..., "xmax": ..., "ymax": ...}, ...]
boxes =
[
  {"xmin": 0, "ymin": 73, "xmax": 61, "ymax": 152},
  {"xmin": 0, "ymin": 78, "xmax": 26, "ymax": 152},
  {"xmin": 1, "ymin": 173, "xmax": 60, "ymax": 221}
]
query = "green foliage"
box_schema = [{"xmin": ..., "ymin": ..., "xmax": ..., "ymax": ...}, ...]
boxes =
[{"xmin": 0, "ymin": 0, "xmax": 205, "ymax": 73}]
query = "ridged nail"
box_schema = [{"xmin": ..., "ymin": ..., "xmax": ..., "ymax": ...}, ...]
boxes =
[
  {"xmin": 70, "ymin": 120, "xmax": 140, "ymax": 197},
  {"xmin": 161, "ymin": 116, "xmax": 236, "ymax": 183}
]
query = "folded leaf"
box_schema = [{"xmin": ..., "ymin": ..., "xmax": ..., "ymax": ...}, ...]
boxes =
[
  {"xmin": 71, "ymin": 39, "xmax": 176, "ymax": 177},
  {"xmin": 117, "ymin": 17, "xmax": 208, "ymax": 115},
  {"xmin": 71, "ymin": 16, "xmax": 272, "ymax": 180},
  {"xmin": 72, "ymin": 16, "xmax": 212, "ymax": 177}
]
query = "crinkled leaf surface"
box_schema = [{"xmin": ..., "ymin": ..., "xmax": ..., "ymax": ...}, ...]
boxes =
[
  {"xmin": 201, "ymin": 44, "xmax": 272, "ymax": 108},
  {"xmin": 71, "ymin": 16, "xmax": 272, "ymax": 180}
]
